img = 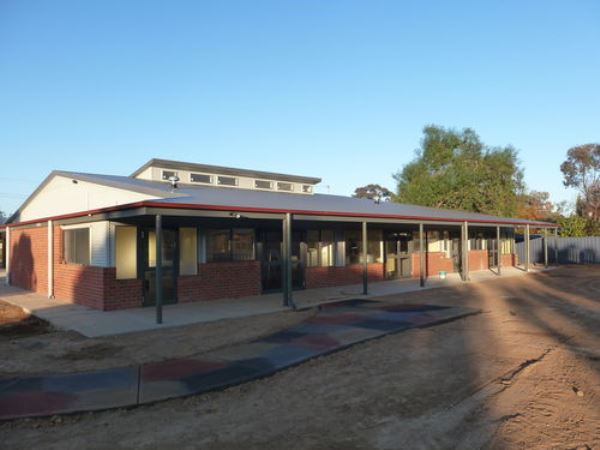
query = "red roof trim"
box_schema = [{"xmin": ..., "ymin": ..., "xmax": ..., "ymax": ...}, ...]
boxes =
[{"xmin": 3, "ymin": 200, "xmax": 559, "ymax": 229}]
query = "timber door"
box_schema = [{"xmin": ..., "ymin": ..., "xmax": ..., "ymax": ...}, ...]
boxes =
[
  {"xmin": 385, "ymin": 233, "xmax": 411, "ymax": 279},
  {"xmin": 140, "ymin": 228, "xmax": 178, "ymax": 306}
]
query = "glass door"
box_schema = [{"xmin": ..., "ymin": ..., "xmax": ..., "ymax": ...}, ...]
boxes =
[
  {"xmin": 140, "ymin": 228, "xmax": 178, "ymax": 306},
  {"xmin": 257, "ymin": 230, "xmax": 305, "ymax": 292}
]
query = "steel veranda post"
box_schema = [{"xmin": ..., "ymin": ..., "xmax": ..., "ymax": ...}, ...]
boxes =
[
  {"xmin": 554, "ymin": 227, "xmax": 559, "ymax": 264},
  {"xmin": 281, "ymin": 215, "xmax": 288, "ymax": 307},
  {"xmin": 362, "ymin": 221, "xmax": 368, "ymax": 295},
  {"xmin": 461, "ymin": 221, "xmax": 469, "ymax": 281},
  {"xmin": 544, "ymin": 227, "xmax": 549, "ymax": 268},
  {"xmin": 496, "ymin": 225, "xmax": 501, "ymax": 276},
  {"xmin": 419, "ymin": 223, "xmax": 425, "ymax": 287},
  {"xmin": 156, "ymin": 214, "xmax": 163, "ymax": 324},
  {"xmin": 284, "ymin": 213, "xmax": 295, "ymax": 309},
  {"xmin": 525, "ymin": 224, "xmax": 530, "ymax": 272}
]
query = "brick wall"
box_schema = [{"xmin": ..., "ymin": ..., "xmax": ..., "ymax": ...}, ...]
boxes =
[
  {"xmin": 177, "ymin": 261, "xmax": 262, "ymax": 302},
  {"xmin": 52, "ymin": 225, "xmax": 143, "ymax": 310},
  {"xmin": 501, "ymin": 253, "xmax": 517, "ymax": 267},
  {"xmin": 305, "ymin": 263, "xmax": 385, "ymax": 289},
  {"xmin": 103, "ymin": 268, "xmax": 143, "ymax": 311},
  {"xmin": 468, "ymin": 250, "xmax": 489, "ymax": 272},
  {"xmin": 8, "ymin": 225, "xmax": 48, "ymax": 294},
  {"xmin": 411, "ymin": 252, "xmax": 455, "ymax": 277}
]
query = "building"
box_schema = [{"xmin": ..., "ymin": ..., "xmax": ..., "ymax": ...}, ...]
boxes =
[{"xmin": 0, "ymin": 159, "xmax": 557, "ymax": 312}]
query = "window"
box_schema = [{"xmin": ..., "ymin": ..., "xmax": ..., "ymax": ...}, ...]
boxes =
[
  {"xmin": 115, "ymin": 226, "xmax": 137, "ymax": 279},
  {"xmin": 306, "ymin": 230, "xmax": 335, "ymax": 267},
  {"xmin": 64, "ymin": 228, "xmax": 90, "ymax": 265},
  {"xmin": 232, "ymin": 229, "xmax": 254, "ymax": 261},
  {"xmin": 190, "ymin": 173, "xmax": 212, "ymax": 184},
  {"xmin": 254, "ymin": 179, "xmax": 273, "ymax": 190},
  {"xmin": 162, "ymin": 170, "xmax": 178, "ymax": 180},
  {"xmin": 206, "ymin": 229, "xmax": 230, "ymax": 262},
  {"xmin": 217, "ymin": 176, "xmax": 237, "ymax": 186},
  {"xmin": 115, "ymin": 226, "xmax": 137, "ymax": 280},
  {"xmin": 306, "ymin": 230, "xmax": 320, "ymax": 267},
  {"xmin": 345, "ymin": 229, "xmax": 382, "ymax": 264},
  {"xmin": 277, "ymin": 182, "xmax": 293, "ymax": 192},
  {"xmin": 206, "ymin": 228, "xmax": 255, "ymax": 262},
  {"xmin": 368, "ymin": 229, "xmax": 382, "ymax": 263},
  {"xmin": 179, "ymin": 227, "xmax": 198, "ymax": 275},
  {"xmin": 345, "ymin": 230, "xmax": 361, "ymax": 265},
  {"xmin": 302, "ymin": 185, "xmax": 313, "ymax": 193}
]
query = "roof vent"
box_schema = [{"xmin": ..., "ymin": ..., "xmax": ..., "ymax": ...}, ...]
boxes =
[{"xmin": 168, "ymin": 175, "xmax": 180, "ymax": 190}]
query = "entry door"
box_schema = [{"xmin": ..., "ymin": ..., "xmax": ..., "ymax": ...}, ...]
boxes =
[
  {"xmin": 257, "ymin": 230, "xmax": 305, "ymax": 292},
  {"xmin": 259, "ymin": 231, "xmax": 282, "ymax": 292},
  {"xmin": 140, "ymin": 228, "xmax": 178, "ymax": 306},
  {"xmin": 385, "ymin": 235, "xmax": 411, "ymax": 279}
]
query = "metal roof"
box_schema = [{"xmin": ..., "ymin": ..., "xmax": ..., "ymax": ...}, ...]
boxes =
[
  {"xmin": 131, "ymin": 158, "xmax": 322, "ymax": 185},
  {"xmin": 7, "ymin": 170, "xmax": 557, "ymax": 227}
]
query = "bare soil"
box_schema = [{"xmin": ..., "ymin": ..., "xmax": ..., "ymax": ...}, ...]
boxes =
[
  {"xmin": 1, "ymin": 265, "xmax": 600, "ymax": 449},
  {"xmin": 0, "ymin": 306, "xmax": 315, "ymax": 377},
  {"xmin": 0, "ymin": 300, "xmax": 51, "ymax": 340}
]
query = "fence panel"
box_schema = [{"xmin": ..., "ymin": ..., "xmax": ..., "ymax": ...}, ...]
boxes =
[{"xmin": 516, "ymin": 236, "xmax": 600, "ymax": 265}]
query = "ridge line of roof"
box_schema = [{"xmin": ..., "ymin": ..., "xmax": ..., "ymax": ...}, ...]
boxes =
[{"xmin": 130, "ymin": 158, "xmax": 322, "ymax": 184}]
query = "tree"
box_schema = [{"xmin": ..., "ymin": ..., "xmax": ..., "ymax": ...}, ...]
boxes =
[
  {"xmin": 394, "ymin": 125, "xmax": 524, "ymax": 216},
  {"xmin": 353, "ymin": 184, "xmax": 393, "ymax": 202},
  {"xmin": 0, "ymin": 210, "xmax": 6, "ymax": 224},
  {"xmin": 516, "ymin": 191, "xmax": 556, "ymax": 221},
  {"xmin": 560, "ymin": 143, "xmax": 600, "ymax": 220},
  {"xmin": 557, "ymin": 215, "xmax": 588, "ymax": 237}
]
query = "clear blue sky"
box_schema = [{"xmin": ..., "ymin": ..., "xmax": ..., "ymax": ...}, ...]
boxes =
[{"xmin": 1, "ymin": 0, "xmax": 599, "ymax": 215}]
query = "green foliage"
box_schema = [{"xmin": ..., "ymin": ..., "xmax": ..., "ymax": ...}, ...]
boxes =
[
  {"xmin": 394, "ymin": 125, "xmax": 524, "ymax": 216},
  {"xmin": 556, "ymin": 215, "xmax": 600, "ymax": 237},
  {"xmin": 560, "ymin": 143, "xmax": 600, "ymax": 219},
  {"xmin": 353, "ymin": 184, "xmax": 393, "ymax": 201}
]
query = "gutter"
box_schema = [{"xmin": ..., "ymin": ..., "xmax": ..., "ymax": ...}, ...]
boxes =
[{"xmin": 2, "ymin": 199, "xmax": 560, "ymax": 229}]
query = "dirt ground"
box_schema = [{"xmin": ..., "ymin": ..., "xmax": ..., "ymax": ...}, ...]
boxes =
[
  {"xmin": 0, "ymin": 300, "xmax": 51, "ymax": 340},
  {"xmin": 1, "ymin": 265, "xmax": 599, "ymax": 450},
  {"xmin": 0, "ymin": 303, "xmax": 315, "ymax": 377}
]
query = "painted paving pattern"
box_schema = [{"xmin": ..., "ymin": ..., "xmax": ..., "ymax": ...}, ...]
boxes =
[{"xmin": 0, "ymin": 300, "xmax": 478, "ymax": 420}]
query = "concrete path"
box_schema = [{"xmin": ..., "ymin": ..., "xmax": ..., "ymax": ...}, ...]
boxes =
[
  {"xmin": 0, "ymin": 266, "xmax": 544, "ymax": 337},
  {"xmin": 0, "ymin": 300, "xmax": 478, "ymax": 420}
]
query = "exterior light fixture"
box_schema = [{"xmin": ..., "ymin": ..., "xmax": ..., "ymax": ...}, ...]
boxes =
[{"xmin": 230, "ymin": 212, "xmax": 242, "ymax": 219}]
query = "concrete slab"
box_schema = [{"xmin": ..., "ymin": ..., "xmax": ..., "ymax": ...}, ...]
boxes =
[{"xmin": 0, "ymin": 265, "xmax": 548, "ymax": 337}]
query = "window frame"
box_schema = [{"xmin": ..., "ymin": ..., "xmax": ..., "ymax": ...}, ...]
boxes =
[
  {"xmin": 277, "ymin": 181, "xmax": 294, "ymax": 192},
  {"xmin": 217, "ymin": 175, "xmax": 238, "ymax": 187},
  {"xmin": 254, "ymin": 179, "xmax": 273, "ymax": 190},
  {"xmin": 161, "ymin": 170, "xmax": 178, "ymax": 181},
  {"xmin": 62, "ymin": 225, "xmax": 91, "ymax": 266},
  {"xmin": 190, "ymin": 173, "xmax": 213, "ymax": 184},
  {"xmin": 205, "ymin": 227, "xmax": 255, "ymax": 262}
]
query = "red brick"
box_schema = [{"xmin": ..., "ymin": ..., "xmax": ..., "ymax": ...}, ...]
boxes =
[
  {"xmin": 8, "ymin": 225, "xmax": 48, "ymax": 294},
  {"xmin": 177, "ymin": 261, "xmax": 261, "ymax": 302},
  {"xmin": 305, "ymin": 263, "xmax": 385, "ymax": 289}
]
